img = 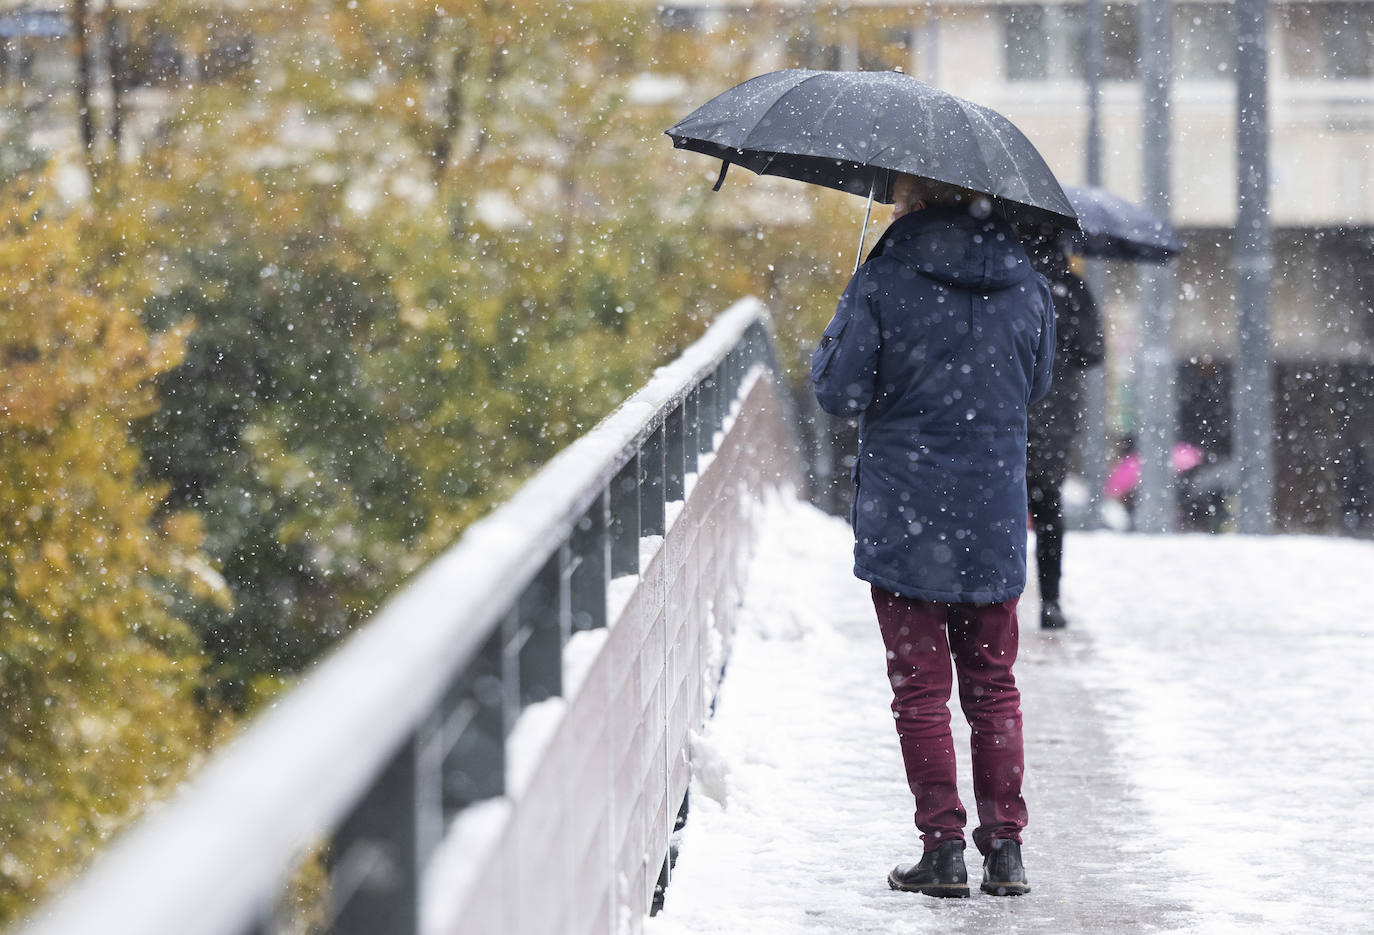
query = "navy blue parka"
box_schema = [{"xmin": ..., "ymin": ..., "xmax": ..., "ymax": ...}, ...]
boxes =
[{"xmin": 811, "ymin": 206, "xmax": 1056, "ymax": 604}]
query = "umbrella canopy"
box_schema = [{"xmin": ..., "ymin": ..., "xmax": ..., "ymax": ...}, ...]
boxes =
[
  {"xmin": 1103, "ymin": 443, "xmax": 1205, "ymax": 499},
  {"xmin": 1063, "ymin": 185, "xmax": 1183, "ymax": 262},
  {"xmin": 666, "ymin": 68, "xmax": 1078, "ymax": 231}
]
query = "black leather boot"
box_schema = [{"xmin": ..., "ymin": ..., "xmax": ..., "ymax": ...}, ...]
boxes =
[
  {"xmin": 981, "ymin": 839, "xmax": 1030, "ymax": 896},
  {"xmin": 887, "ymin": 840, "xmax": 969, "ymax": 897},
  {"xmin": 1040, "ymin": 599, "xmax": 1068, "ymax": 629}
]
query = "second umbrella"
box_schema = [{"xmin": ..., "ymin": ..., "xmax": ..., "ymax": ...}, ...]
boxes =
[{"xmin": 1062, "ymin": 185, "xmax": 1183, "ymax": 263}]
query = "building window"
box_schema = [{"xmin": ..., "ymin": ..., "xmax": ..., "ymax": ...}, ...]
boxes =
[
  {"xmin": 1175, "ymin": 4, "xmax": 1234, "ymax": 79},
  {"xmin": 1003, "ymin": 4, "xmax": 1138, "ymax": 82},
  {"xmin": 658, "ymin": 7, "xmax": 703, "ymax": 32},
  {"xmin": 1005, "ymin": 5, "xmax": 1072, "ymax": 80},
  {"xmin": 1098, "ymin": 3, "xmax": 1140, "ymax": 80},
  {"xmin": 1282, "ymin": 3, "xmax": 1374, "ymax": 79}
]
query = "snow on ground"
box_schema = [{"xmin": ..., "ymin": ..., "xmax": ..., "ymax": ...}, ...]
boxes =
[
  {"xmin": 1063, "ymin": 531, "xmax": 1374, "ymax": 932},
  {"xmin": 646, "ymin": 494, "xmax": 1374, "ymax": 934}
]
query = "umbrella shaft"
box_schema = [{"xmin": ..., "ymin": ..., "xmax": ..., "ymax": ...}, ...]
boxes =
[{"xmin": 855, "ymin": 175, "xmax": 876, "ymax": 273}]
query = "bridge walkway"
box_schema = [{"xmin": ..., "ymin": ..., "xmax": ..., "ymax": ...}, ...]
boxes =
[{"xmin": 649, "ymin": 496, "xmax": 1374, "ymax": 935}]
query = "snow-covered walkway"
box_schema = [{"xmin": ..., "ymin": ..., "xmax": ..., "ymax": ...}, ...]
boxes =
[{"xmin": 646, "ymin": 496, "xmax": 1374, "ymax": 934}]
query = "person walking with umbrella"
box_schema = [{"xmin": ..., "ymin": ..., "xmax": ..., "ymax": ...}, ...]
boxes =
[
  {"xmin": 1023, "ymin": 185, "xmax": 1179, "ymax": 622},
  {"xmin": 1022, "ymin": 233, "xmax": 1105, "ymax": 630},
  {"xmin": 669, "ymin": 69, "xmax": 1074, "ymax": 900},
  {"xmin": 812, "ymin": 174, "xmax": 1054, "ymax": 898}
]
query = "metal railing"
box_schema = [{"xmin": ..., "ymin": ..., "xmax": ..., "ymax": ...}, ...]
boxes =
[{"xmin": 19, "ymin": 297, "xmax": 800, "ymax": 935}]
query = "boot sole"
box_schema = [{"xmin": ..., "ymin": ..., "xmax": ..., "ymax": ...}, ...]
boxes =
[
  {"xmin": 981, "ymin": 881, "xmax": 1031, "ymax": 896},
  {"xmin": 888, "ymin": 872, "xmax": 969, "ymax": 898}
]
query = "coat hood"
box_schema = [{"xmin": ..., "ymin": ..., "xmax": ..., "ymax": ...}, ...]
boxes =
[{"xmin": 868, "ymin": 205, "xmax": 1033, "ymax": 292}]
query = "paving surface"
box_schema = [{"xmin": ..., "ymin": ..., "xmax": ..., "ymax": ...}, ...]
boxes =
[{"xmin": 646, "ymin": 497, "xmax": 1374, "ymax": 935}]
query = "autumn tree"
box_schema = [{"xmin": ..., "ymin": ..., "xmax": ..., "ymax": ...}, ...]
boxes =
[
  {"xmin": 133, "ymin": 172, "xmax": 423, "ymax": 707},
  {"xmin": 0, "ymin": 179, "xmax": 223, "ymax": 924}
]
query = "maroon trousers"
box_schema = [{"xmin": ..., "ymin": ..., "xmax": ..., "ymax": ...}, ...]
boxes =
[{"xmin": 872, "ymin": 587, "xmax": 1028, "ymax": 855}]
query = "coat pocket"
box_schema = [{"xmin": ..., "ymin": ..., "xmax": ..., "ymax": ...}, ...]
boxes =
[{"xmin": 810, "ymin": 315, "xmax": 848, "ymax": 384}]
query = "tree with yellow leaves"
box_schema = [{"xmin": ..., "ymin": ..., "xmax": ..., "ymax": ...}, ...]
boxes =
[{"xmin": 0, "ymin": 178, "xmax": 224, "ymax": 924}]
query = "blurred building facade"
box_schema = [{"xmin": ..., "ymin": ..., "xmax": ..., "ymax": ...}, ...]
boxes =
[
  {"xmin": 658, "ymin": 0, "xmax": 1374, "ymax": 533},
  {"xmin": 3, "ymin": 0, "xmax": 1371, "ymax": 531},
  {"xmin": 0, "ymin": 0, "xmax": 253, "ymax": 160}
]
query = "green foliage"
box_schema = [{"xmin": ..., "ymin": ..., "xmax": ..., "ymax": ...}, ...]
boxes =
[
  {"xmin": 138, "ymin": 232, "xmax": 416, "ymax": 706},
  {"xmin": 107, "ymin": 0, "xmax": 806, "ymax": 711}
]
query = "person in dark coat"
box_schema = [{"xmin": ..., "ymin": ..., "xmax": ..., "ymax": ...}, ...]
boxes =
[
  {"xmin": 812, "ymin": 174, "xmax": 1055, "ymax": 899},
  {"xmin": 1023, "ymin": 237, "xmax": 1105, "ymax": 629}
]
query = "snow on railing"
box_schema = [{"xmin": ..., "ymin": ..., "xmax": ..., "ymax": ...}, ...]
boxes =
[{"xmin": 19, "ymin": 297, "xmax": 800, "ymax": 935}]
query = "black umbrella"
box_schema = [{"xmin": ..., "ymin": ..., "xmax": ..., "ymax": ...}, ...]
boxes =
[
  {"xmin": 1062, "ymin": 185, "xmax": 1183, "ymax": 263},
  {"xmin": 666, "ymin": 68, "xmax": 1078, "ymax": 261}
]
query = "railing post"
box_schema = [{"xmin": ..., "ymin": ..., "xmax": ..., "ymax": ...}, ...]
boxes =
[
  {"xmin": 724, "ymin": 348, "xmax": 741, "ymax": 408},
  {"xmin": 666, "ymin": 404, "xmax": 686, "ymax": 501},
  {"xmin": 610, "ymin": 455, "xmax": 641, "ymax": 577},
  {"xmin": 757, "ymin": 321, "xmax": 776, "ymax": 372},
  {"xmin": 720, "ymin": 362, "xmax": 728, "ymax": 431},
  {"xmin": 684, "ymin": 389, "xmax": 700, "ymax": 477},
  {"xmin": 570, "ymin": 494, "xmax": 610, "ymax": 631},
  {"xmin": 329, "ymin": 739, "xmax": 421, "ymax": 935},
  {"xmin": 500, "ymin": 607, "xmax": 522, "ymax": 737},
  {"xmin": 443, "ymin": 632, "xmax": 505, "ymax": 811},
  {"xmin": 517, "ymin": 551, "xmax": 566, "ymax": 705},
  {"xmin": 745, "ymin": 321, "xmax": 772, "ymax": 381},
  {"xmin": 698, "ymin": 376, "xmax": 716, "ymax": 457},
  {"xmin": 641, "ymin": 426, "xmax": 667, "ymax": 537},
  {"xmin": 415, "ymin": 708, "xmax": 445, "ymax": 884}
]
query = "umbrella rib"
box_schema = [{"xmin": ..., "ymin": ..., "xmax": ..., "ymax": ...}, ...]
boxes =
[
  {"xmin": 957, "ymin": 102, "xmax": 1020, "ymax": 202},
  {"xmin": 924, "ymin": 96, "xmax": 995, "ymax": 195},
  {"xmin": 730, "ymin": 71, "xmax": 820, "ymax": 153},
  {"xmin": 957, "ymin": 99, "xmax": 1073, "ymax": 222},
  {"xmin": 740, "ymin": 71, "xmax": 855, "ymax": 163},
  {"xmin": 878, "ymin": 92, "xmax": 999, "ymax": 201}
]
